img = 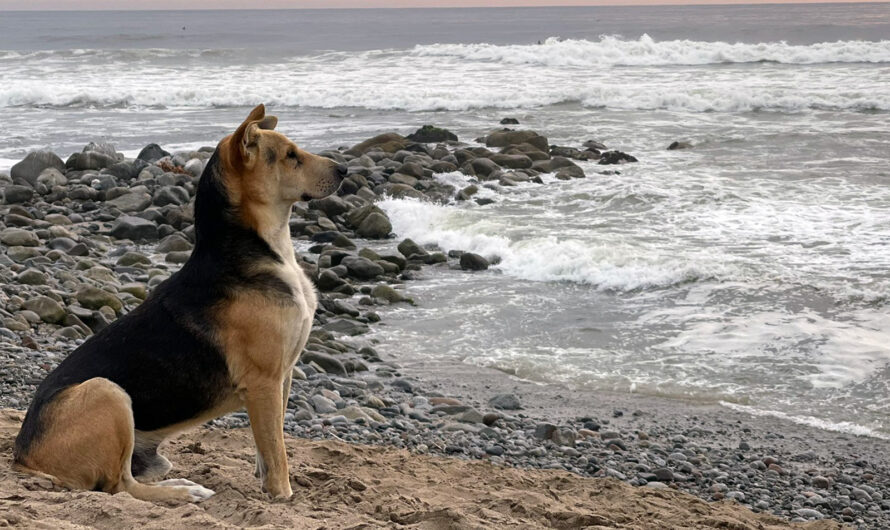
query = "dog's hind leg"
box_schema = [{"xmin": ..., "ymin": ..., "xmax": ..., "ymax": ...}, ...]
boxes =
[
  {"xmin": 16, "ymin": 377, "xmax": 213, "ymax": 503},
  {"xmin": 132, "ymin": 432, "xmax": 173, "ymax": 481}
]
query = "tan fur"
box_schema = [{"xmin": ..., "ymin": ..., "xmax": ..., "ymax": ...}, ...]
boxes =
[
  {"xmin": 14, "ymin": 378, "xmax": 206, "ymax": 503},
  {"xmin": 16, "ymin": 104, "xmax": 334, "ymax": 503}
]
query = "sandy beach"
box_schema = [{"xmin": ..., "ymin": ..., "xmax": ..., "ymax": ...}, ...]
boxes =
[{"xmin": 0, "ymin": 408, "xmax": 844, "ymax": 529}]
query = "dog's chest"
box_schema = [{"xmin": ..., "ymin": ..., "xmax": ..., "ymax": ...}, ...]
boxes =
[{"xmin": 274, "ymin": 259, "xmax": 316, "ymax": 366}]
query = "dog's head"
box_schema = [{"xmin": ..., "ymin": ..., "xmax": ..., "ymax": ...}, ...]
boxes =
[{"xmin": 219, "ymin": 104, "xmax": 346, "ymax": 207}]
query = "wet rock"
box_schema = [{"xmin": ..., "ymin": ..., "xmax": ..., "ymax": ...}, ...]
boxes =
[
  {"xmin": 157, "ymin": 233, "xmax": 192, "ymax": 253},
  {"xmin": 310, "ymin": 394, "xmax": 338, "ymax": 414},
  {"xmin": 534, "ymin": 423, "xmax": 557, "ymax": 441},
  {"xmin": 551, "ymin": 427, "xmax": 577, "ymax": 447},
  {"xmin": 76, "ymin": 286, "xmax": 123, "ymax": 312},
  {"xmin": 184, "ymin": 158, "xmax": 204, "ymax": 177},
  {"xmin": 500, "ymin": 117, "xmax": 520, "ymax": 125},
  {"xmin": 484, "ymin": 130, "xmax": 549, "ymax": 152},
  {"xmin": 107, "ymin": 191, "xmax": 152, "ymax": 212},
  {"xmin": 316, "ymin": 269, "xmax": 348, "ymax": 291},
  {"xmin": 654, "ymin": 468, "xmax": 675, "ymax": 482},
  {"xmin": 117, "ymin": 251, "xmax": 151, "ymax": 266},
  {"xmin": 301, "ymin": 351, "xmax": 347, "ymax": 376},
  {"xmin": 583, "ymin": 139, "xmax": 607, "ymax": 151},
  {"xmin": 36, "ymin": 168, "xmax": 67, "ymax": 191},
  {"xmin": 16, "ymin": 269, "xmax": 47, "ymax": 285},
  {"xmin": 22, "ymin": 296, "xmax": 66, "ymax": 324},
  {"xmin": 456, "ymin": 185, "xmax": 478, "ymax": 201},
  {"xmin": 1, "ymin": 228, "xmax": 39, "ymax": 247},
  {"xmin": 796, "ymin": 508, "xmax": 824, "ymax": 520},
  {"xmin": 668, "ymin": 141, "xmax": 693, "ymax": 150},
  {"xmin": 397, "ymin": 238, "xmax": 427, "ymax": 259},
  {"xmin": 323, "ymin": 318, "xmax": 370, "ymax": 336},
  {"xmin": 489, "ymin": 153, "xmax": 533, "ymax": 169},
  {"xmin": 309, "ymin": 195, "xmax": 351, "ymax": 217},
  {"xmin": 555, "ymin": 166, "xmax": 585, "ymax": 180},
  {"xmin": 812, "ymin": 476, "xmax": 831, "ymax": 489},
  {"xmin": 105, "ymin": 160, "xmax": 147, "ymax": 181},
  {"xmin": 356, "ymin": 212, "xmax": 392, "ymax": 239},
  {"xmin": 550, "ymin": 146, "xmax": 598, "ymax": 160},
  {"xmin": 406, "ymin": 125, "xmax": 458, "ymax": 143},
  {"xmin": 370, "ymin": 284, "xmax": 411, "ymax": 304},
  {"xmin": 467, "ymin": 158, "xmax": 501, "ymax": 179},
  {"xmin": 459, "ymin": 253, "xmax": 489, "ymax": 271},
  {"xmin": 153, "ymin": 186, "xmax": 190, "ymax": 207},
  {"xmin": 346, "ymin": 133, "xmax": 407, "ymax": 157},
  {"xmin": 66, "ymin": 150, "xmax": 117, "ymax": 171},
  {"xmin": 109, "ymin": 215, "xmax": 158, "ymax": 242},
  {"xmin": 342, "ymin": 256, "xmax": 385, "ymax": 280},
  {"xmin": 598, "ymin": 151, "xmax": 638, "ymax": 165},
  {"xmin": 11, "ymin": 151, "xmax": 65, "ymax": 188},
  {"xmin": 137, "ymin": 143, "xmax": 171, "ymax": 163},
  {"xmin": 3, "ymin": 185, "xmax": 34, "ymax": 204}
]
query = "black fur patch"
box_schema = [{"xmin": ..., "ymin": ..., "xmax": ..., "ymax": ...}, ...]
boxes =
[{"xmin": 264, "ymin": 147, "xmax": 276, "ymax": 167}]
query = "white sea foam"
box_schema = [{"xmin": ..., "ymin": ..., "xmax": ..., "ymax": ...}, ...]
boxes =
[
  {"xmin": 0, "ymin": 37, "xmax": 887, "ymax": 113},
  {"xmin": 413, "ymin": 35, "xmax": 890, "ymax": 66},
  {"xmin": 378, "ymin": 196, "xmax": 725, "ymax": 291},
  {"xmin": 720, "ymin": 402, "xmax": 888, "ymax": 439}
]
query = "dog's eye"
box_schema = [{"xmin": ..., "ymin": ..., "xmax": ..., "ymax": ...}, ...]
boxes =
[{"xmin": 286, "ymin": 150, "xmax": 298, "ymax": 161}]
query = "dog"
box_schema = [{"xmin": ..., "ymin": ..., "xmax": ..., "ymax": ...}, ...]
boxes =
[{"xmin": 12, "ymin": 104, "xmax": 346, "ymax": 502}]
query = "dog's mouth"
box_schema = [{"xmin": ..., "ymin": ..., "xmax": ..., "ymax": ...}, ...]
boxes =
[{"xmin": 300, "ymin": 193, "xmax": 313, "ymax": 202}]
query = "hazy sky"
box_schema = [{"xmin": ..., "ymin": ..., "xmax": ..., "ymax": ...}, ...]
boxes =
[{"xmin": 1, "ymin": 0, "xmax": 887, "ymax": 9}]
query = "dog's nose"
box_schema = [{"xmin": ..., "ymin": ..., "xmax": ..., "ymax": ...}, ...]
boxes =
[{"xmin": 336, "ymin": 164, "xmax": 348, "ymax": 179}]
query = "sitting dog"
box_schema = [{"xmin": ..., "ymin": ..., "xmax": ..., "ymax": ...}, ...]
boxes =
[{"xmin": 13, "ymin": 104, "xmax": 346, "ymax": 502}]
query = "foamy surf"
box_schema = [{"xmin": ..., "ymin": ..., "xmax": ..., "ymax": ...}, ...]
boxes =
[
  {"xmin": 1, "ymin": 36, "xmax": 888, "ymax": 113},
  {"xmin": 378, "ymin": 195, "xmax": 724, "ymax": 291},
  {"xmin": 720, "ymin": 402, "xmax": 889, "ymax": 440},
  {"xmin": 413, "ymin": 35, "xmax": 890, "ymax": 67}
]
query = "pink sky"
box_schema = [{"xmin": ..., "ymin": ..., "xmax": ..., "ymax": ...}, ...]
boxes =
[{"xmin": 1, "ymin": 0, "xmax": 887, "ymax": 9}]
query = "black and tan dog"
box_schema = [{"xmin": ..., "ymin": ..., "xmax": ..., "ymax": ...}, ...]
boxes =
[{"xmin": 12, "ymin": 104, "xmax": 346, "ymax": 502}]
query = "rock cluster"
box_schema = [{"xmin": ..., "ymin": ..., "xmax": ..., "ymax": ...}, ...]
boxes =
[{"xmin": 6, "ymin": 124, "xmax": 884, "ymax": 527}]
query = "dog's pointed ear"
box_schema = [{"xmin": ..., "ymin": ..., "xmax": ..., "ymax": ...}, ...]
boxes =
[
  {"xmin": 257, "ymin": 116, "xmax": 278, "ymax": 130},
  {"xmin": 230, "ymin": 104, "xmax": 267, "ymax": 166}
]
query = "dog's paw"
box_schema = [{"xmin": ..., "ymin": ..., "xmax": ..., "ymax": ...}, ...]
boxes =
[
  {"xmin": 157, "ymin": 478, "xmax": 216, "ymax": 502},
  {"xmin": 261, "ymin": 481, "xmax": 293, "ymax": 500},
  {"xmin": 157, "ymin": 478, "xmax": 199, "ymax": 487},
  {"xmin": 185, "ymin": 484, "xmax": 216, "ymax": 502}
]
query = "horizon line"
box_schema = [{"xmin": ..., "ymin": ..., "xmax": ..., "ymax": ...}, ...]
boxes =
[{"xmin": 2, "ymin": 0, "xmax": 889, "ymax": 11}]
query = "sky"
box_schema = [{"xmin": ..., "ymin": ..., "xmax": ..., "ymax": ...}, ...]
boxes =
[{"xmin": 0, "ymin": 0, "xmax": 886, "ymax": 9}]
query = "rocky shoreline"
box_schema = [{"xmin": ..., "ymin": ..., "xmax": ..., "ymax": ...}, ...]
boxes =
[{"xmin": 1, "ymin": 122, "xmax": 886, "ymax": 529}]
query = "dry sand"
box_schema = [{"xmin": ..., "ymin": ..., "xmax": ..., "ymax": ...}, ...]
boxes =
[{"xmin": 0, "ymin": 409, "xmax": 841, "ymax": 530}]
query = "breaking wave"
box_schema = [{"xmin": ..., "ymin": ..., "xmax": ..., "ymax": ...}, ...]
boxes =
[
  {"xmin": 377, "ymin": 196, "xmax": 726, "ymax": 291},
  {"xmin": 413, "ymin": 35, "xmax": 890, "ymax": 66},
  {"xmin": 0, "ymin": 36, "xmax": 888, "ymax": 113}
]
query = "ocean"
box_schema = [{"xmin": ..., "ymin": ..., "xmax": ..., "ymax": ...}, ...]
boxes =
[{"xmin": 1, "ymin": 4, "xmax": 889, "ymax": 438}]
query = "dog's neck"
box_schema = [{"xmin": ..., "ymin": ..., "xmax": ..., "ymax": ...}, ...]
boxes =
[
  {"xmin": 192, "ymin": 150, "xmax": 297, "ymax": 268},
  {"xmin": 249, "ymin": 201, "xmax": 298, "ymax": 267}
]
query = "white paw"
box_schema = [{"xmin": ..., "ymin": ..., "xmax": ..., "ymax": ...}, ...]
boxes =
[
  {"xmin": 157, "ymin": 478, "xmax": 199, "ymax": 487},
  {"xmin": 186, "ymin": 485, "xmax": 216, "ymax": 502}
]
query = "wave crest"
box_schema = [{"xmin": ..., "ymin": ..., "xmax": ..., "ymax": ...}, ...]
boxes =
[
  {"xmin": 413, "ymin": 35, "xmax": 890, "ymax": 67},
  {"xmin": 377, "ymin": 195, "xmax": 726, "ymax": 291}
]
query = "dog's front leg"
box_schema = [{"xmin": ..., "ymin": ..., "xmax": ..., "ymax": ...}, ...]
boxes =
[
  {"xmin": 254, "ymin": 372, "xmax": 293, "ymax": 479},
  {"xmin": 245, "ymin": 380, "xmax": 292, "ymax": 499}
]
